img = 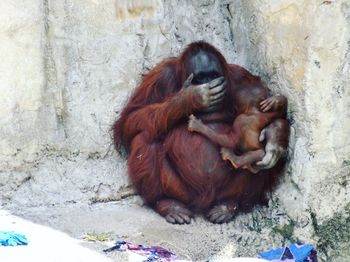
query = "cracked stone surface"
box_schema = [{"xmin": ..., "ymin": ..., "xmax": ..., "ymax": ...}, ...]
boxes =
[{"xmin": 1, "ymin": 0, "xmax": 350, "ymax": 261}]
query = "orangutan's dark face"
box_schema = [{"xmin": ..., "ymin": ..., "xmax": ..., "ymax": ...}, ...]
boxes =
[{"xmin": 189, "ymin": 51, "xmax": 224, "ymax": 85}]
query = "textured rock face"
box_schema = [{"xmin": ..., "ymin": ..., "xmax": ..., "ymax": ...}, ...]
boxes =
[
  {"xmin": 1, "ymin": 0, "xmax": 350, "ymax": 260},
  {"xmin": 0, "ymin": 0, "xmax": 234, "ymax": 206},
  {"xmin": 229, "ymin": 1, "xmax": 350, "ymax": 260}
]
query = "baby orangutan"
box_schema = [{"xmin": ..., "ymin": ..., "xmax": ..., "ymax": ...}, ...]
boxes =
[{"xmin": 188, "ymin": 81, "xmax": 287, "ymax": 174}]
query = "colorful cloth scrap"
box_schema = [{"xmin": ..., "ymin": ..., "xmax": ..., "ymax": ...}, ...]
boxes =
[
  {"xmin": 103, "ymin": 241, "xmax": 189, "ymax": 262},
  {"xmin": 259, "ymin": 243, "xmax": 317, "ymax": 262},
  {"xmin": 0, "ymin": 231, "xmax": 28, "ymax": 246}
]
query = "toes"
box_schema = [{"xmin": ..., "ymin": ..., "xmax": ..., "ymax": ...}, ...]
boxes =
[
  {"xmin": 157, "ymin": 199, "xmax": 193, "ymax": 224},
  {"xmin": 220, "ymin": 149, "xmax": 228, "ymax": 160},
  {"xmin": 221, "ymin": 147, "xmax": 228, "ymax": 153},
  {"xmin": 220, "ymin": 148, "xmax": 232, "ymax": 161},
  {"xmin": 165, "ymin": 214, "xmax": 176, "ymax": 224},
  {"xmin": 188, "ymin": 119, "xmax": 196, "ymax": 132},
  {"xmin": 180, "ymin": 208, "xmax": 193, "ymax": 217},
  {"xmin": 182, "ymin": 214, "xmax": 191, "ymax": 224},
  {"xmin": 220, "ymin": 148, "xmax": 227, "ymax": 155},
  {"xmin": 216, "ymin": 214, "xmax": 231, "ymax": 224},
  {"xmin": 158, "ymin": 199, "xmax": 193, "ymax": 224},
  {"xmin": 166, "ymin": 214, "xmax": 184, "ymax": 224},
  {"xmin": 208, "ymin": 212, "xmax": 233, "ymax": 224},
  {"xmin": 207, "ymin": 206, "xmax": 225, "ymax": 222},
  {"xmin": 165, "ymin": 213, "xmax": 191, "ymax": 224},
  {"xmin": 207, "ymin": 211, "xmax": 217, "ymax": 222},
  {"xmin": 207, "ymin": 206, "xmax": 219, "ymax": 218},
  {"xmin": 177, "ymin": 210, "xmax": 192, "ymax": 223},
  {"xmin": 173, "ymin": 214, "xmax": 185, "ymax": 224},
  {"xmin": 208, "ymin": 212, "xmax": 222, "ymax": 223},
  {"xmin": 207, "ymin": 203, "xmax": 238, "ymax": 223}
]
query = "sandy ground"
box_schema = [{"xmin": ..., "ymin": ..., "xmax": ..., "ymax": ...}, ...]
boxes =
[{"xmin": 0, "ymin": 197, "xmax": 270, "ymax": 262}]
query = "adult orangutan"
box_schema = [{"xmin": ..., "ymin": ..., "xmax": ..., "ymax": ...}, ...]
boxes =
[{"xmin": 113, "ymin": 41, "xmax": 289, "ymax": 224}]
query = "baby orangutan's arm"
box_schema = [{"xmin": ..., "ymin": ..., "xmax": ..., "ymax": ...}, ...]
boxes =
[{"xmin": 188, "ymin": 114, "xmax": 238, "ymax": 148}]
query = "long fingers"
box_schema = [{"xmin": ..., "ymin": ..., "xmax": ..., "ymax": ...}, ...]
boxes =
[
  {"xmin": 210, "ymin": 89, "xmax": 226, "ymax": 103},
  {"xmin": 209, "ymin": 80, "xmax": 227, "ymax": 94},
  {"xmin": 260, "ymin": 97, "xmax": 274, "ymax": 112},
  {"xmin": 207, "ymin": 94, "xmax": 226, "ymax": 111},
  {"xmin": 182, "ymin": 73, "xmax": 194, "ymax": 89},
  {"xmin": 206, "ymin": 76, "xmax": 225, "ymax": 89},
  {"xmin": 259, "ymin": 129, "xmax": 266, "ymax": 142},
  {"xmin": 261, "ymin": 103, "xmax": 273, "ymax": 112},
  {"xmin": 256, "ymin": 151, "xmax": 273, "ymax": 167},
  {"xmin": 205, "ymin": 104, "xmax": 221, "ymax": 112},
  {"xmin": 192, "ymin": 76, "xmax": 227, "ymax": 111},
  {"xmin": 256, "ymin": 151, "xmax": 278, "ymax": 169},
  {"xmin": 208, "ymin": 80, "xmax": 227, "ymax": 108}
]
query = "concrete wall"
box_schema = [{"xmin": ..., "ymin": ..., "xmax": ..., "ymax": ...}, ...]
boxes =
[
  {"xmin": 0, "ymin": 0, "xmax": 235, "ymax": 206},
  {"xmin": 229, "ymin": 1, "xmax": 350, "ymax": 259},
  {"xmin": 1, "ymin": 0, "xmax": 350, "ymax": 260}
]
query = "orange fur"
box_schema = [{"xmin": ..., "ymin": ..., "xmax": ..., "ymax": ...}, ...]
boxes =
[{"xmin": 113, "ymin": 41, "xmax": 289, "ymax": 217}]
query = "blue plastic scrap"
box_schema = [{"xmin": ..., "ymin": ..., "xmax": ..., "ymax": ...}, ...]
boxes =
[
  {"xmin": 0, "ymin": 231, "xmax": 28, "ymax": 246},
  {"xmin": 259, "ymin": 243, "xmax": 317, "ymax": 262}
]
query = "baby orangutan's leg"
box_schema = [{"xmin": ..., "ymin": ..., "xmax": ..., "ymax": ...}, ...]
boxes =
[{"xmin": 221, "ymin": 148, "xmax": 265, "ymax": 174}]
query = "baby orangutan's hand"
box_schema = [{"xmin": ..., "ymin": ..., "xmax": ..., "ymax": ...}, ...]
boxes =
[
  {"xmin": 260, "ymin": 94, "xmax": 287, "ymax": 112},
  {"xmin": 188, "ymin": 114, "xmax": 204, "ymax": 132}
]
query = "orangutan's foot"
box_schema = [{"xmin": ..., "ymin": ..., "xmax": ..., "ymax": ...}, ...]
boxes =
[
  {"xmin": 221, "ymin": 148, "xmax": 261, "ymax": 174},
  {"xmin": 245, "ymin": 164, "xmax": 259, "ymax": 174},
  {"xmin": 156, "ymin": 199, "xmax": 193, "ymax": 224},
  {"xmin": 206, "ymin": 201, "xmax": 239, "ymax": 224},
  {"xmin": 220, "ymin": 148, "xmax": 239, "ymax": 169},
  {"xmin": 188, "ymin": 114, "xmax": 203, "ymax": 132}
]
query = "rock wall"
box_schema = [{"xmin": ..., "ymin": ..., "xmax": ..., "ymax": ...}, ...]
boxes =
[
  {"xmin": 0, "ymin": 0, "xmax": 234, "ymax": 206},
  {"xmin": 1, "ymin": 0, "xmax": 350, "ymax": 260},
  {"xmin": 229, "ymin": 1, "xmax": 350, "ymax": 260}
]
